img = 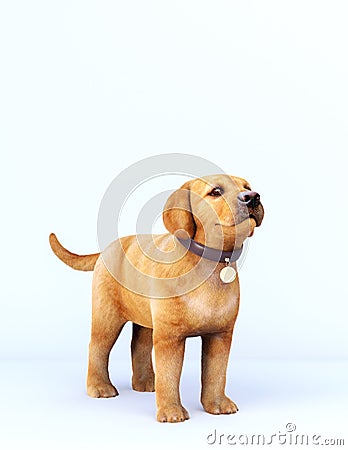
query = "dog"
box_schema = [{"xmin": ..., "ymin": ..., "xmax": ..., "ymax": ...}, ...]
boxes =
[{"xmin": 49, "ymin": 174, "xmax": 264, "ymax": 422}]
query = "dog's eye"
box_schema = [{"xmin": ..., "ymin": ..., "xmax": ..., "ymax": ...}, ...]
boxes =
[{"xmin": 208, "ymin": 186, "xmax": 224, "ymax": 197}]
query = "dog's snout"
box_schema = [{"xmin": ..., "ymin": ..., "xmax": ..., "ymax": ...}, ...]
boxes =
[{"xmin": 237, "ymin": 190, "xmax": 261, "ymax": 208}]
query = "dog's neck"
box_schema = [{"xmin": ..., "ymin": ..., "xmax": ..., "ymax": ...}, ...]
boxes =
[
  {"xmin": 193, "ymin": 228, "xmax": 243, "ymax": 253},
  {"xmin": 192, "ymin": 217, "xmax": 255, "ymax": 252},
  {"xmin": 176, "ymin": 237, "xmax": 243, "ymax": 264}
]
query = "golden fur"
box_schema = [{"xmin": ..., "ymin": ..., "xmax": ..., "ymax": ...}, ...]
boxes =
[{"xmin": 50, "ymin": 174, "xmax": 264, "ymax": 422}]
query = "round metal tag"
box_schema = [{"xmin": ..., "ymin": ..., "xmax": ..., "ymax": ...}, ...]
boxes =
[{"xmin": 220, "ymin": 266, "xmax": 237, "ymax": 283}]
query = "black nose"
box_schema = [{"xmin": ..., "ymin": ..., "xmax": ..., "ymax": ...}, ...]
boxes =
[{"xmin": 238, "ymin": 190, "xmax": 261, "ymax": 208}]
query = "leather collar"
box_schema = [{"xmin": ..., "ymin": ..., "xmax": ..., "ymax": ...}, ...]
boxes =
[{"xmin": 176, "ymin": 237, "xmax": 243, "ymax": 263}]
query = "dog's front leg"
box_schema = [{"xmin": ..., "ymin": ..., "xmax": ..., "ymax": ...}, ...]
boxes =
[
  {"xmin": 201, "ymin": 331, "xmax": 238, "ymax": 414},
  {"xmin": 153, "ymin": 332, "xmax": 189, "ymax": 423}
]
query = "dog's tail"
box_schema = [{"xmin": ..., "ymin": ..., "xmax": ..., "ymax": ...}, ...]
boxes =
[{"xmin": 49, "ymin": 233, "xmax": 100, "ymax": 271}]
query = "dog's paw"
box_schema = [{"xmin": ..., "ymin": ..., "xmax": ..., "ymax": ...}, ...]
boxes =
[
  {"xmin": 202, "ymin": 396, "xmax": 238, "ymax": 415},
  {"xmin": 132, "ymin": 375, "xmax": 155, "ymax": 392},
  {"xmin": 156, "ymin": 404, "xmax": 190, "ymax": 423},
  {"xmin": 87, "ymin": 382, "xmax": 119, "ymax": 398}
]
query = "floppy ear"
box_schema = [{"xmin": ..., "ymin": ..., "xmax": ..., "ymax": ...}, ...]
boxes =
[{"xmin": 163, "ymin": 181, "xmax": 196, "ymax": 239}]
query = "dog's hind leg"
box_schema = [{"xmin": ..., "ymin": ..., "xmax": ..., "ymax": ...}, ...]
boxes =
[
  {"xmin": 131, "ymin": 323, "xmax": 155, "ymax": 392},
  {"xmin": 87, "ymin": 268, "xmax": 127, "ymax": 398}
]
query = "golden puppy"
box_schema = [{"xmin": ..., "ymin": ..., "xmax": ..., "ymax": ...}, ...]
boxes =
[{"xmin": 49, "ymin": 174, "xmax": 264, "ymax": 422}]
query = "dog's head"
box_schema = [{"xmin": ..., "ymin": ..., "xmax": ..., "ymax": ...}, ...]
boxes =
[{"xmin": 163, "ymin": 174, "xmax": 264, "ymax": 250}]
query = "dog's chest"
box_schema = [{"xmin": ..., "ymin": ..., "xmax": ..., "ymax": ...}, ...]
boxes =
[{"xmin": 181, "ymin": 280, "xmax": 240, "ymax": 335}]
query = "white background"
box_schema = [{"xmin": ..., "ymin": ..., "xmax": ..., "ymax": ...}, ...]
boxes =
[{"xmin": 1, "ymin": 1, "xmax": 347, "ymax": 448}]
